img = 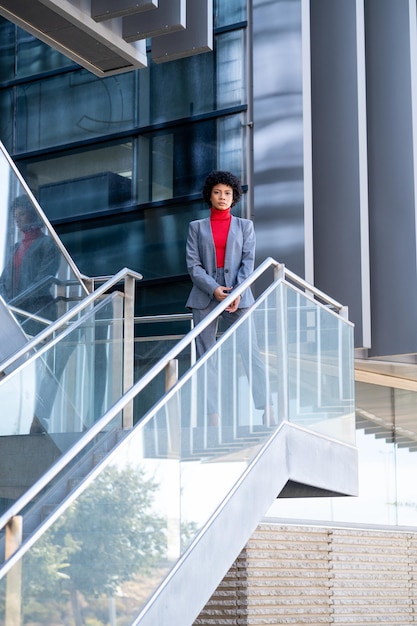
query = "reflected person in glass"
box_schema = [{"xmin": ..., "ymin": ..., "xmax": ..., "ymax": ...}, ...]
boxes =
[
  {"xmin": 0, "ymin": 195, "xmax": 60, "ymax": 335},
  {"xmin": 186, "ymin": 170, "xmax": 274, "ymax": 427}
]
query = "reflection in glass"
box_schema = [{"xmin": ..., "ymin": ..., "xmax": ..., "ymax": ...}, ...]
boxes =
[
  {"xmin": 214, "ymin": 0, "xmax": 246, "ymax": 27},
  {"xmin": 16, "ymin": 28, "xmax": 73, "ymax": 78},
  {"xmin": 269, "ymin": 380, "xmax": 417, "ymax": 528},
  {"xmin": 283, "ymin": 289, "xmax": 355, "ymax": 441},
  {"xmin": 0, "ymin": 293, "xmax": 123, "ymax": 437},
  {"xmin": 58, "ymin": 193, "xmax": 246, "ymax": 281},
  {"xmin": 0, "ymin": 274, "xmax": 355, "ymax": 623},
  {"xmin": 21, "ymin": 143, "xmax": 134, "ymax": 221},
  {"xmin": 15, "ymin": 70, "xmax": 136, "ymax": 152},
  {"xmin": 0, "ymin": 18, "xmax": 15, "ymax": 83},
  {"xmin": 0, "ymin": 195, "xmax": 60, "ymax": 336},
  {"xmin": 0, "ymin": 145, "xmax": 87, "ymax": 337},
  {"xmin": 140, "ymin": 31, "xmax": 245, "ymax": 126},
  {"xmin": 137, "ymin": 115, "xmax": 245, "ymax": 205},
  {"xmin": 216, "ymin": 30, "xmax": 246, "ymax": 109}
]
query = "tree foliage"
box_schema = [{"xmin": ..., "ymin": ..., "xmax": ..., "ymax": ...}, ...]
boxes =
[{"xmin": 23, "ymin": 464, "xmax": 167, "ymax": 605}]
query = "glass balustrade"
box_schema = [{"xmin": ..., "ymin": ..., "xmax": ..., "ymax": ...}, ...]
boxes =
[
  {"xmin": 0, "ymin": 277, "xmax": 355, "ymax": 625},
  {"xmin": 0, "ymin": 293, "xmax": 124, "ymax": 441},
  {"xmin": 0, "ymin": 143, "xmax": 88, "ymax": 345}
]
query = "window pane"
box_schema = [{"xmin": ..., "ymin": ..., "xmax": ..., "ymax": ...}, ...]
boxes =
[
  {"xmin": 0, "ymin": 18, "xmax": 15, "ymax": 82},
  {"xmin": 139, "ymin": 54, "xmax": 215, "ymax": 125},
  {"xmin": 140, "ymin": 31, "xmax": 245, "ymax": 126},
  {"xmin": 0, "ymin": 88, "xmax": 14, "ymax": 150},
  {"xmin": 217, "ymin": 114, "xmax": 247, "ymax": 179},
  {"xmin": 214, "ymin": 0, "xmax": 246, "ymax": 28},
  {"xmin": 20, "ymin": 142, "xmax": 134, "ymax": 220},
  {"xmin": 58, "ymin": 200, "xmax": 204, "ymax": 279},
  {"xmin": 59, "ymin": 189, "xmax": 246, "ymax": 281},
  {"xmin": 15, "ymin": 70, "xmax": 136, "ymax": 151},
  {"xmin": 16, "ymin": 27, "xmax": 73, "ymax": 78},
  {"xmin": 137, "ymin": 114, "xmax": 246, "ymax": 204},
  {"xmin": 216, "ymin": 30, "xmax": 246, "ymax": 109},
  {"xmin": 137, "ymin": 121, "xmax": 217, "ymax": 202}
]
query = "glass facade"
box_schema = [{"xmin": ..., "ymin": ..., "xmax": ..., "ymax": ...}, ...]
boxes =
[
  {"xmin": 0, "ymin": 4, "xmax": 248, "ymax": 312},
  {"xmin": 0, "ymin": 0, "xmax": 415, "ymax": 536}
]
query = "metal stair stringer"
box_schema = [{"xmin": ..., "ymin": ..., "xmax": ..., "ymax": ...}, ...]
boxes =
[{"xmin": 132, "ymin": 421, "xmax": 358, "ymax": 626}]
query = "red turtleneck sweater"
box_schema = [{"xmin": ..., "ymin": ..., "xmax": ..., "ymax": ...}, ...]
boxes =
[
  {"xmin": 210, "ymin": 207, "xmax": 231, "ymax": 268},
  {"xmin": 13, "ymin": 229, "xmax": 42, "ymax": 281}
]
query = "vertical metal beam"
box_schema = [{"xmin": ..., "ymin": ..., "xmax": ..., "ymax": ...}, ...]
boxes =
[
  {"xmin": 164, "ymin": 359, "xmax": 181, "ymax": 561},
  {"xmin": 165, "ymin": 358, "xmax": 179, "ymax": 392},
  {"xmin": 123, "ymin": 275, "xmax": 135, "ymax": 429},
  {"xmin": 165, "ymin": 358, "xmax": 180, "ymax": 454},
  {"xmin": 5, "ymin": 516, "xmax": 23, "ymax": 626},
  {"xmin": 302, "ymin": 0, "xmax": 314, "ymax": 285}
]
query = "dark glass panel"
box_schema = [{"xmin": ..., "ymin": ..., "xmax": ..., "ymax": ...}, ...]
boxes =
[
  {"xmin": 137, "ymin": 122, "xmax": 217, "ymax": 202},
  {"xmin": 0, "ymin": 87, "xmax": 14, "ymax": 150},
  {"xmin": 140, "ymin": 53, "xmax": 215, "ymax": 125},
  {"xmin": 57, "ymin": 200, "xmax": 204, "ymax": 279},
  {"xmin": 0, "ymin": 18, "xmax": 15, "ymax": 82},
  {"xmin": 139, "ymin": 30, "xmax": 245, "ymax": 126},
  {"xmin": 16, "ymin": 27, "xmax": 73, "ymax": 78},
  {"xmin": 57, "ymin": 186, "xmax": 246, "ymax": 282},
  {"xmin": 214, "ymin": 0, "xmax": 246, "ymax": 28},
  {"xmin": 19, "ymin": 112, "xmax": 246, "ymax": 220},
  {"xmin": 15, "ymin": 69, "xmax": 136, "ymax": 151},
  {"xmin": 137, "ymin": 114, "xmax": 246, "ymax": 204},
  {"xmin": 19, "ymin": 142, "xmax": 134, "ymax": 220},
  {"xmin": 135, "ymin": 278, "xmax": 192, "ymax": 316}
]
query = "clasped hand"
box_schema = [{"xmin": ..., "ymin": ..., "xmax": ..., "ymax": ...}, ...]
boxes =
[{"xmin": 213, "ymin": 285, "xmax": 241, "ymax": 312}]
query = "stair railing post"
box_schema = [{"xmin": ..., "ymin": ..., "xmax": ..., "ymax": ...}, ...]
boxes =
[
  {"xmin": 5, "ymin": 515, "xmax": 23, "ymax": 626},
  {"xmin": 123, "ymin": 274, "xmax": 135, "ymax": 429},
  {"xmin": 164, "ymin": 359, "xmax": 181, "ymax": 560},
  {"xmin": 165, "ymin": 359, "xmax": 180, "ymax": 455},
  {"xmin": 274, "ymin": 262, "xmax": 285, "ymax": 282}
]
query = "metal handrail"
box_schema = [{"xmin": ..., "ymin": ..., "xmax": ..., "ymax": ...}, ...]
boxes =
[
  {"xmin": 0, "ymin": 266, "xmax": 143, "ymax": 374},
  {"xmin": 0, "ymin": 257, "xmax": 351, "ymax": 538}
]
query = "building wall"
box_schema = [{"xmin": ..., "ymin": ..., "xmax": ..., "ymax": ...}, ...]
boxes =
[
  {"xmin": 0, "ymin": 3, "xmax": 251, "ymax": 317},
  {"xmin": 3, "ymin": 0, "xmax": 417, "ymax": 358},
  {"xmin": 309, "ymin": 0, "xmax": 417, "ymax": 356},
  {"xmin": 195, "ymin": 522, "xmax": 417, "ymax": 624}
]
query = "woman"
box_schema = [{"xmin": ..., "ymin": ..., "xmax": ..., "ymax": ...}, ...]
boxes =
[{"xmin": 186, "ymin": 170, "xmax": 274, "ymax": 426}]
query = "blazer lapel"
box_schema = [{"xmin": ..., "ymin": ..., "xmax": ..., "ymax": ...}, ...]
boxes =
[{"xmin": 201, "ymin": 217, "xmax": 216, "ymax": 273}]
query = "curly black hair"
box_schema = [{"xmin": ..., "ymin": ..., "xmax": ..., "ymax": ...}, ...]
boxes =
[{"xmin": 202, "ymin": 170, "xmax": 243, "ymax": 208}]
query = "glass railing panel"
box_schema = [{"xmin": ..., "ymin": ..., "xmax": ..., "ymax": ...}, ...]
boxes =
[
  {"xmin": 0, "ymin": 329, "xmax": 277, "ymax": 624},
  {"xmin": 284, "ymin": 286, "xmax": 355, "ymax": 443},
  {"xmin": 0, "ymin": 274, "xmax": 355, "ymax": 624},
  {"xmin": 0, "ymin": 143, "xmax": 88, "ymax": 344},
  {"xmin": 0, "ymin": 293, "xmax": 124, "ymax": 440},
  {"xmin": 133, "ymin": 316, "xmax": 193, "ymax": 425}
]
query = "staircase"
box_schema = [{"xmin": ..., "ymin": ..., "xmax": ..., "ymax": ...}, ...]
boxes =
[{"xmin": 0, "ymin": 140, "xmax": 357, "ymax": 626}]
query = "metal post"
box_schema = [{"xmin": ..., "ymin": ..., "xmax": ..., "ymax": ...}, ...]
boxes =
[
  {"xmin": 165, "ymin": 359, "xmax": 180, "ymax": 455},
  {"xmin": 5, "ymin": 515, "xmax": 23, "ymax": 626},
  {"xmin": 274, "ymin": 262, "xmax": 285, "ymax": 282},
  {"xmin": 123, "ymin": 275, "xmax": 135, "ymax": 429},
  {"xmin": 165, "ymin": 359, "xmax": 179, "ymax": 392},
  {"xmin": 164, "ymin": 359, "xmax": 181, "ymax": 560}
]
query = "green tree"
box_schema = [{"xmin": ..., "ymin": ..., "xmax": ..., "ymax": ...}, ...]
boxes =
[{"xmin": 23, "ymin": 464, "xmax": 167, "ymax": 624}]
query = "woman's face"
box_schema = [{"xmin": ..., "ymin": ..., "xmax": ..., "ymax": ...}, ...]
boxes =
[{"xmin": 210, "ymin": 184, "xmax": 233, "ymax": 210}]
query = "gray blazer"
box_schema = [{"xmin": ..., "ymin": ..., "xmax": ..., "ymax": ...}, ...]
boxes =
[{"xmin": 186, "ymin": 215, "xmax": 256, "ymax": 309}]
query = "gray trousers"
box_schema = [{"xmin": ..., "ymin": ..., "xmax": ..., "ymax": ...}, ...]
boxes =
[{"xmin": 191, "ymin": 270, "xmax": 270, "ymax": 415}]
